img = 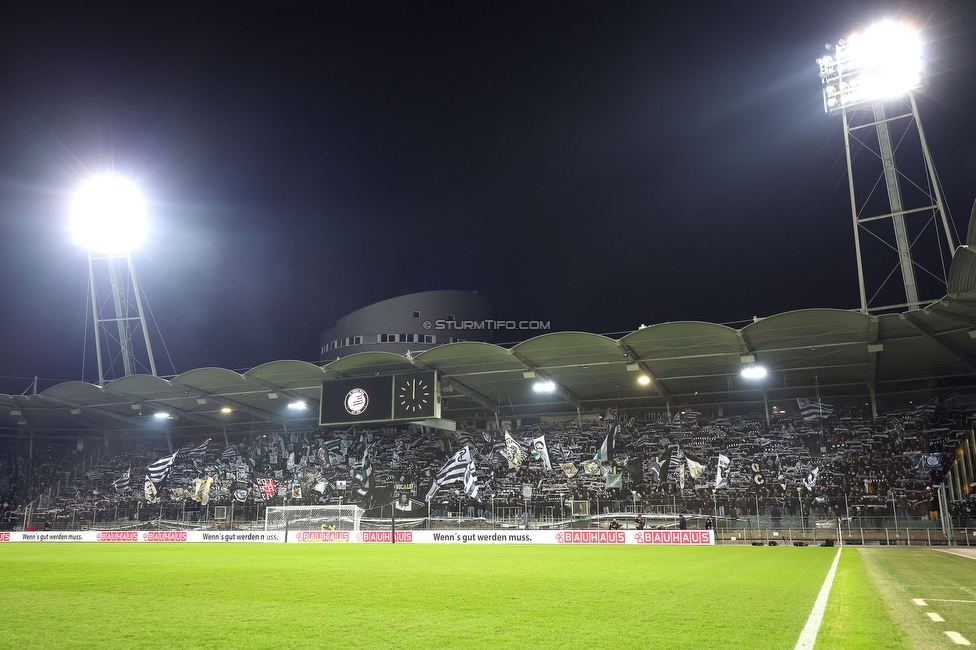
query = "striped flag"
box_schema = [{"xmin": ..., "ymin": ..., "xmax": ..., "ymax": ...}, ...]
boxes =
[
  {"xmin": 221, "ymin": 445, "xmax": 237, "ymax": 461},
  {"xmin": 797, "ymin": 398, "xmax": 833, "ymax": 421},
  {"xmin": 603, "ymin": 407, "xmax": 618, "ymax": 429},
  {"xmin": 147, "ymin": 451, "xmax": 178, "ymax": 485},
  {"xmin": 594, "ymin": 426, "xmax": 617, "ymax": 462},
  {"xmin": 187, "ymin": 439, "xmax": 211, "ymax": 461},
  {"xmin": 112, "ymin": 468, "xmax": 131, "ymax": 491},
  {"xmin": 425, "ymin": 446, "xmax": 478, "ymax": 501}
]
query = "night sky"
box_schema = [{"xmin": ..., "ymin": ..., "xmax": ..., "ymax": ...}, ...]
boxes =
[{"xmin": 1, "ymin": 1, "xmax": 975, "ymax": 390}]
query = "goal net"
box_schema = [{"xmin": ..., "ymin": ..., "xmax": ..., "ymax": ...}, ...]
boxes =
[{"xmin": 265, "ymin": 505, "xmax": 364, "ymax": 533}]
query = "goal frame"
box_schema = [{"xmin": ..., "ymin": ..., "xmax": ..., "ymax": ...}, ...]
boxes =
[{"xmin": 264, "ymin": 504, "xmax": 364, "ymax": 534}]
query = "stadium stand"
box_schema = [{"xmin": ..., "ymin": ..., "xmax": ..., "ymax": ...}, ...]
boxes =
[{"xmin": 3, "ymin": 398, "xmax": 973, "ymax": 541}]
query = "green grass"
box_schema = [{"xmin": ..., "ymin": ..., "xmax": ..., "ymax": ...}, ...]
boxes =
[
  {"xmin": 859, "ymin": 548, "xmax": 976, "ymax": 650},
  {"xmin": 816, "ymin": 549, "xmax": 909, "ymax": 649},
  {"xmin": 0, "ymin": 544, "xmax": 903, "ymax": 649}
]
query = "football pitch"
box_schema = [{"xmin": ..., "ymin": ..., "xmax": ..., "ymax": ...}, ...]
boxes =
[{"xmin": 1, "ymin": 544, "xmax": 974, "ymax": 649}]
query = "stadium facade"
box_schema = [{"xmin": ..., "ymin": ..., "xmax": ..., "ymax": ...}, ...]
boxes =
[{"xmin": 319, "ymin": 290, "xmax": 492, "ymax": 360}]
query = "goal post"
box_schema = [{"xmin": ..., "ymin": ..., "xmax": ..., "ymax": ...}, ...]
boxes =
[{"xmin": 265, "ymin": 505, "xmax": 364, "ymax": 535}]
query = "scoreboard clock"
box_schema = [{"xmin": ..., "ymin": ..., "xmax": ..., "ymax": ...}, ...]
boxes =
[{"xmin": 319, "ymin": 371, "xmax": 439, "ymax": 426}]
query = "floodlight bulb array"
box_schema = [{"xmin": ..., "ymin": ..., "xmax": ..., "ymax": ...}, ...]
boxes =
[
  {"xmin": 817, "ymin": 21, "xmax": 922, "ymax": 114},
  {"xmin": 533, "ymin": 381, "xmax": 556, "ymax": 393},
  {"xmin": 70, "ymin": 175, "xmax": 148, "ymax": 254},
  {"xmin": 741, "ymin": 366, "xmax": 767, "ymax": 380}
]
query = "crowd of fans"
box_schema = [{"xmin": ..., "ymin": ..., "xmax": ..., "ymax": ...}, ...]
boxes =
[{"xmin": 2, "ymin": 398, "xmax": 974, "ymax": 530}]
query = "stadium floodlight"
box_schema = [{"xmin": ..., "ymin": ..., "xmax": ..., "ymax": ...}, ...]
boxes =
[
  {"xmin": 220, "ymin": 407, "xmax": 233, "ymax": 414},
  {"xmin": 153, "ymin": 411, "xmax": 170, "ymax": 419},
  {"xmin": 70, "ymin": 175, "xmax": 148, "ymax": 254},
  {"xmin": 288, "ymin": 401, "xmax": 307, "ymax": 410},
  {"xmin": 637, "ymin": 375, "xmax": 651, "ymax": 386},
  {"xmin": 818, "ymin": 21, "xmax": 923, "ymax": 115},
  {"xmin": 741, "ymin": 366, "xmax": 767, "ymax": 380},
  {"xmin": 817, "ymin": 19, "xmax": 954, "ymax": 317},
  {"xmin": 533, "ymin": 381, "xmax": 556, "ymax": 393},
  {"xmin": 71, "ymin": 174, "xmax": 159, "ymax": 386}
]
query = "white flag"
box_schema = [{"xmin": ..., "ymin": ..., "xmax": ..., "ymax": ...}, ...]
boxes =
[
  {"xmin": 686, "ymin": 457, "xmax": 706, "ymax": 479},
  {"xmin": 530, "ymin": 435, "xmax": 552, "ymax": 471},
  {"xmin": 803, "ymin": 467, "xmax": 820, "ymax": 491},
  {"xmin": 144, "ymin": 475, "xmax": 158, "ymax": 504},
  {"xmin": 714, "ymin": 454, "xmax": 730, "ymax": 489},
  {"xmin": 504, "ymin": 430, "xmax": 524, "ymax": 470}
]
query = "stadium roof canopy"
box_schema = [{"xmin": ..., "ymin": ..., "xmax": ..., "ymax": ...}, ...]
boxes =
[{"xmin": 4, "ymin": 243, "xmax": 976, "ymax": 443}]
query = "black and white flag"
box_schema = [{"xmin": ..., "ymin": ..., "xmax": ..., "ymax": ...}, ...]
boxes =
[
  {"xmin": 112, "ymin": 468, "xmax": 131, "ymax": 491},
  {"xmin": 504, "ymin": 430, "xmax": 525, "ymax": 470},
  {"xmin": 530, "ymin": 435, "xmax": 552, "ymax": 471},
  {"xmin": 144, "ymin": 475, "xmax": 158, "ymax": 503},
  {"xmin": 797, "ymin": 398, "xmax": 833, "ymax": 421},
  {"xmin": 425, "ymin": 446, "xmax": 478, "ymax": 501},
  {"xmin": 147, "ymin": 451, "xmax": 178, "ymax": 485},
  {"xmin": 187, "ymin": 439, "xmax": 211, "ymax": 462},
  {"xmin": 803, "ymin": 467, "xmax": 820, "ymax": 491},
  {"xmin": 714, "ymin": 454, "xmax": 731, "ymax": 489}
]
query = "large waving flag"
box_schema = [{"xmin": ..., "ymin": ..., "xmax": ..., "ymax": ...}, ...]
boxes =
[
  {"xmin": 147, "ymin": 451, "xmax": 178, "ymax": 485},
  {"xmin": 594, "ymin": 425, "xmax": 617, "ymax": 462},
  {"xmin": 797, "ymin": 398, "xmax": 833, "ymax": 421},
  {"xmin": 112, "ymin": 469, "xmax": 131, "ymax": 491},
  {"xmin": 425, "ymin": 446, "xmax": 478, "ymax": 501},
  {"xmin": 356, "ymin": 449, "xmax": 374, "ymax": 497},
  {"xmin": 686, "ymin": 456, "xmax": 706, "ymax": 479},
  {"xmin": 714, "ymin": 454, "xmax": 730, "ymax": 489},
  {"xmin": 531, "ymin": 435, "xmax": 552, "ymax": 471},
  {"xmin": 505, "ymin": 430, "xmax": 525, "ymax": 470}
]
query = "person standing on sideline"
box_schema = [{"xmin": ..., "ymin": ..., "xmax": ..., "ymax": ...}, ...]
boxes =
[
  {"xmin": 635, "ymin": 514, "xmax": 645, "ymax": 530},
  {"xmin": 679, "ymin": 514, "xmax": 687, "ymax": 530}
]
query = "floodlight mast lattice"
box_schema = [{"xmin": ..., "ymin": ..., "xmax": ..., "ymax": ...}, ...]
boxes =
[
  {"xmin": 818, "ymin": 22, "xmax": 955, "ymax": 314},
  {"xmin": 71, "ymin": 176, "xmax": 158, "ymax": 386}
]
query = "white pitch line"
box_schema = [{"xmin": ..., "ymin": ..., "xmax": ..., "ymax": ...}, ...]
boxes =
[
  {"xmin": 927, "ymin": 612, "xmax": 945, "ymax": 622},
  {"xmin": 926, "ymin": 599, "xmax": 976, "ymax": 604},
  {"xmin": 913, "ymin": 598, "xmax": 928, "ymax": 606},
  {"xmin": 794, "ymin": 547, "xmax": 842, "ymax": 650},
  {"xmin": 945, "ymin": 631, "xmax": 972, "ymax": 645}
]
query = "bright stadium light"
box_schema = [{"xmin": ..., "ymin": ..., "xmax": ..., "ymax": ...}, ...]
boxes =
[
  {"xmin": 288, "ymin": 401, "xmax": 307, "ymax": 410},
  {"xmin": 220, "ymin": 407, "xmax": 233, "ymax": 414},
  {"xmin": 70, "ymin": 175, "xmax": 148, "ymax": 253},
  {"xmin": 741, "ymin": 366, "xmax": 767, "ymax": 380},
  {"xmin": 637, "ymin": 375, "xmax": 651, "ymax": 385},
  {"xmin": 533, "ymin": 381, "xmax": 556, "ymax": 393},
  {"xmin": 153, "ymin": 411, "xmax": 170, "ymax": 419},
  {"xmin": 818, "ymin": 21, "xmax": 922, "ymax": 114}
]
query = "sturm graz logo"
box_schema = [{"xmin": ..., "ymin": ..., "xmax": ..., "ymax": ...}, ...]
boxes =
[{"xmin": 344, "ymin": 388, "xmax": 369, "ymax": 415}]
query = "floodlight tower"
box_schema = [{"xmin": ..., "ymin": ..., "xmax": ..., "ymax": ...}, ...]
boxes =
[
  {"xmin": 818, "ymin": 21, "xmax": 955, "ymax": 313},
  {"xmin": 70, "ymin": 175, "xmax": 158, "ymax": 385}
]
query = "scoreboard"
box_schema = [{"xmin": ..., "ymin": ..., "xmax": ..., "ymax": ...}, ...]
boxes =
[{"xmin": 319, "ymin": 371, "xmax": 440, "ymax": 426}]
